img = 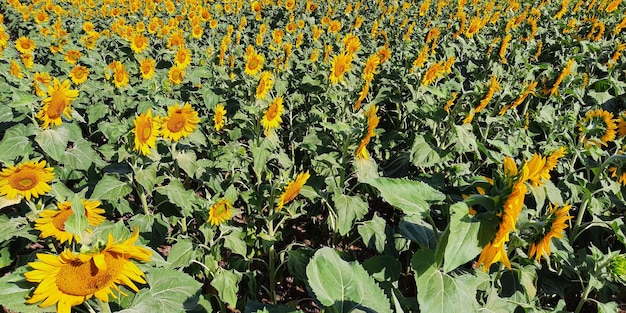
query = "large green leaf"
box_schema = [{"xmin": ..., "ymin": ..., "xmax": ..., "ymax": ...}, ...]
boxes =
[
  {"xmin": 357, "ymin": 213, "xmax": 388, "ymax": 253},
  {"xmin": 367, "ymin": 177, "xmax": 444, "ymax": 215},
  {"xmin": 210, "ymin": 268, "xmax": 242, "ymax": 308},
  {"xmin": 443, "ymin": 202, "xmax": 490, "ymax": 273},
  {"xmin": 64, "ymin": 138, "xmax": 106, "ymax": 170},
  {"xmin": 0, "ymin": 135, "xmax": 32, "ymax": 163},
  {"xmin": 119, "ymin": 268, "xmax": 202, "ymax": 313},
  {"xmin": 306, "ymin": 247, "xmax": 392, "ymax": 313},
  {"xmin": 0, "ymin": 216, "xmax": 37, "ymax": 242},
  {"xmin": 134, "ymin": 163, "xmax": 163, "ymax": 194},
  {"xmin": 166, "ymin": 239, "xmax": 196, "ymax": 269},
  {"xmin": 156, "ymin": 180, "xmax": 196, "ymax": 216},
  {"xmin": 412, "ymin": 250, "xmax": 479, "ymax": 313},
  {"xmin": 91, "ymin": 175, "xmax": 133, "ymax": 200},
  {"xmin": 0, "ymin": 266, "xmax": 54, "ymax": 313},
  {"xmin": 222, "ymin": 226, "xmax": 248, "ymax": 257},
  {"xmin": 333, "ymin": 194, "xmax": 368, "ymax": 236},
  {"xmin": 35, "ymin": 127, "xmax": 70, "ymax": 161},
  {"xmin": 410, "ymin": 135, "xmax": 441, "ymax": 167}
]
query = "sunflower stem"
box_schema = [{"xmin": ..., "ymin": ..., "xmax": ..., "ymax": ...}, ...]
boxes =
[
  {"xmin": 98, "ymin": 300, "xmax": 112, "ymax": 313},
  {"xmin": 267, "ymin": 218, "xmax": 277, "ymax": 304}
]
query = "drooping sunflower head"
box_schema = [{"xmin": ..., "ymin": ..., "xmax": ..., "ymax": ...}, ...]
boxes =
[
  {"xmin": 133, "ymin": 109, "xmax": 161, "ymax": 155},
  {"xmin": 213, "ymin": 104, "xmax": 227, "ymax": 131},
  {"xmin": 329, "ymin": 52, "xmax": 353, "ymax": 84},
  {"xmin": 261, "ymin": 96, "xmax": 284, "ymax": 135},
  {"xmin": 24, "ymin": 230, "xmax": 152, "ymax": 313},
  {"xmin": 208, "ymin": 199, "xmax": 234, "ymax": 226},
  {"xmin": 376, "ymin": 45, "xmax": 392, "ymax": 64},
  {"xmin": 64, "ymin": 50, "xmax": 81, "ymax": 64},
  {"xmin": 528, "ymin": 203, "xmax": 573, "ymax": 261},
  {"xmin": 255, "ymin": 71, "xmax": 274, "ymax": 99},
  {"xmin": 578, "ymin": 109, "xmax": 618, "ymax": 147},
  {"xmin": 276, "ymin": 171, "xmax": 311, "ymax": 211},
  {"xmin": 161, "ymin": 102, "xmax": 200, "ymax": 142},
  {"xmin": 36, "ymin": 78, "xmax": 79, "ymax": 129},
  {"xmin": 0, "ymin": 160, "xmax": 54, "ymax": 201},
  {"xmin": 34, "ymin": 199, "xmax": 105, "ymax": 244}
]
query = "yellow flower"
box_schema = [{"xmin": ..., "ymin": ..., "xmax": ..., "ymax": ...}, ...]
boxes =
[
  {"xmin": 133, "ymin": 109, "xmax": 160, "ymax": 155},
  {"xmin": 69, "ymin": 65, "xmax": 89, "ymax": 85},
  {"xmin": 618, "ymin": 113, "xmax": 626, "ymax": 137},
  {"xmin": 261, "ymin": 96, "xmax": 284, "ymax": 135},
  {"xmin": 161, "ymin": 102, "xmax": 200, "ymax": 142},
  {"xmin": 37, "ymin": 78, "xmax": 79, "ymax": 129},
  {"xmin": 329, "ymin": 52, "xmax": 353, "ymax": 84},
  {"xmin": 113, "ymin": 65, "xmax": 130, "ymax": 88},
  {"xmin": 362, "ymin": 54, "xmax": 380, "ymax": 82},
  {"xmin": 21, "ymin": 52, "xmax": 34, "ymax": 69},
  {"xmin": 609, "ymin": 167, "xmax": 626, "ymax": 186},
  {"xmin": 255, "ymin": 71, "xmax": 274, "ymax": 99},
  {"xmin": 168, "ymin": 65, "xmax": 185, "ymax": 85},
  {"xmin": 24, "ymin": 231, "xmax": 152, "ymax": 313},
  {"xmin": 139, "ymin": 58, "xmax": 156, "ymax": 80},
  {"xmin": 33, "ymin": 71, "xmax": 52, "ymax": 97},
  {"xmin": 208, "ymin": 199, "xmax": 234, "ymax": 226},
  {"xmin": 10, "ymin": 60, "xmax": 23, "ymax": 79},
  {"xmin": 528, "ymin": 203, "xmax": 573, "ymax": 261},
  {"xmin": 130, "ymin": 33, "xmax": 149, "ymax": 53},
  {"xmin": 355, "ymin": 105, "xmax": 380, "ymax": 159},
  {"xmin": 422, "ymin": 61, "xmax": 443, "ymax": 86},
  {"xmin": 213, "ymin": 104, "xmax": 227, "ymax": 131},
  {"xmin": 174, "ymin": 46, "xmax": 192, "ymax": 69},
  {"xmin": 578, "ymin": 109, "xmax": 618, "ymax": 147},
  {"xmin": 0, "ymin": 160, "xmax": 54, "ymax": 201},
  {"xmin": 245, "ymin": 49, "xmax": 264, "ymax": 76},
  {"xmin": 473, "ymin": 75, "xmax": 501, "ymax": 114},
  {"xmin": 15, "ymin": 36, "xmax": 36, "ymax": 54},
  {"xmin": 550, "ymin": 59, "xmax": 574, "ymax": 97},
  {"xmin": 276, "ymin": 171, "xmax": 310, "ymax": 211},
  {"xmin": 465, "ymin": 16, "xmax": 482, "ymax": 38},
  {"xmin": 499, "ymin": 33, "xmax": 512, "ymax": 64},
  {"xmin": 64, "ymin": 50, "xmax": 81, "ymax": 64},
  {"xmin": 376, "ymin": 45, "xmax": 391, "ymax": 64},
  {"xmin": 34, "ymin": 199, "xmax": 105, "ymax": 244}
]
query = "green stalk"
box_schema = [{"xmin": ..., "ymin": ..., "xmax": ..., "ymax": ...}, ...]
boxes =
[
  {"xmin": 98, "ymin": 300, "xmax": 112, "ymax": 313},
  {"xmin": 267, "ymin": 218, "xmax": 277, "ymax": 304}
]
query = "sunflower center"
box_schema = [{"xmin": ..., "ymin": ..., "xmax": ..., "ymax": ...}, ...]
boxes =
[
  {"xmin": 177, "ymin": 52, "xmax": 187, "ymax": 63},
  {"xmin": 56, "ymin": 252, "xmax": 125, "ymax": 296},
  {"xmin": 214, "ymin": 202, "xmax": 227, "ymax": 216},
  {"xmin": 249, "ymin": 58, "xmax": 259, "ymax": 70},
  {"xmin": 9, "ymin": 171, "xmax": 39, "ymax": 191},
  {"xmin": 140, "ymin": 121, "xmax": 152, "ymax": 142},
  {"xmin": 52, "ymin": 208, "xmax": 74, "ymax": 231},
  {"xmin": 266, "ymin": 103, "xmax": 278, "ymax": 120},
  {"xmin": 167, "ymin": 112, "xmax": 186, "ymax": 132},
  {"xmin": 47, "ymin": 90, "xmax": 67, "ymax": 119},
  {"xmin": 334, "ymin": 62, "xmax": 346, "ymax": 76}
]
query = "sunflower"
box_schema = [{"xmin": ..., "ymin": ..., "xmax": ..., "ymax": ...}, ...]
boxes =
[
  {"xmin": 0, "ymin": 160, "xmax": 54, "ymax": 201},
  {"xmin": 33, "ymin": 71, "xmax": 52, "ymax": 97},
  {"xmin": 37, "ymin": 78, "xmax": 79, "ymax": 129},
  {"xmin": 208, "ymin": 199, "xmax": 234, "ymax": 226},
  {"xmin": 213, "ymin": 104, "xmax": 227, "ymax": 131},
  {"xmin": 113, "ymin": 66, "xmax": 130, "ymax": 88},
  {"xmin": 255, "ymin": 71, "xmax": 274, "ymax": 99},
  {"xmin": 64, "ymin": 50, "xmax": 81, "ymax": 64},
  {"xmin": 609, "ymin": 167, "xmax": 626, "ymax": 186},
  {"xmin": 422, "ymin": 62, "xmax": 443, "ymax": 86},
  {"xmin": 139, "ymin": 58, "xmax": 156, "ymax": 80},
  {"xmin": 578, "ymin": 109, "xmax": 618, "ymax": 147},
  {"xmin": 133, "ymin": 109, "xmax": 160, "ymax": 155},
  {"xmin": 276, "ymin": 171, "xmax": 310, "ymax": 211},
  {"xmin": 24, "ymin": 231, "xmax": 152, "ymax": 313},
  {"xmin": 261, "ymin": 96, "xmax": 284, "ymax": 135},
  {"xmin": 168, "ymin": 65, "xmax": 185, "ymax": 85},
  {"xmin": 69, "ymin": 65, "xmax": 89, "ymax": 85},
  {"xmin": 15, "ymin": 36, "xmax": 36, "ymax": 54},
  {"xmin": 21, "ymin": 53, "xmax": 34, "ymax": 69},
  {"xmin": 174, "ymin": 46, "xmax": 192, "ymax": 69},
  {"xmin": 130, "ymin": 33, "xmax": 149, "ymax": 53},
  {"xmin": 34, "ymin": 199, "xmax": 106, "ymax": 244},
  {"xmin": 465, "ymin": 16, "xmax": 482, "ymax": 38},
  {"xmin": 617, "ymin": 113, "xmax": 626, "ymax": 137},
  {"xmin": 376, "ymin": 45, "xmax": 392, "ymax": 64},
  {"xmin": 245, "ymin": 49, "xmax": 264, "ymax": 76},
  {"xmin": 10, "ymin": 60, "xmax": 23, "ymax": 79},
  {"xmin": 528, "ymin": 203, "xmax": 573, "ymax": 261},
  {"xmin": 161, "ymin": 102, "xmax": 200, "ymax": 142},
  {"xmin": 329, "ymin": 52, "xmax": 353, "ymax": 84},
  {"xmin": 362, "ymin": 54, "xmax": 380, "ymax": 82}
]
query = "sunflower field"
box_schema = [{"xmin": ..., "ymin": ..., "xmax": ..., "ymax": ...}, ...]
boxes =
[{"xmin": 1, "ymin": 0, "xmax": 626, "ymax": 312}]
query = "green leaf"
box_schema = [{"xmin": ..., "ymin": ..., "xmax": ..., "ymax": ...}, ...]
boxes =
[
  {"xmin": 362, "ymin": 255, "xmax": 402, "ymax": 282},
  {"xmin": 410, "ymin": 135, "xmax": 441, "ymax": 167},
  {"xmin": 222, "ymin": 226, "xmax": 248, "ymax": 257},
  {"xmin": 175, "ymin": 150, "xmax": 198, "ymax": 178},
  {"xmin": 333, "ymin": 194, "xmax": 368, "ymax": 236},
  {"xmin": 367, "ymin": 177, "xmax": 444, "ymax": 215},
  {"xmin": 35, "ymin": 127, "xmax": 70, "ymax": 161},
  {"xmin": 166, "ymin": 239, "xmax": 196, "ymax": 269},
  {"xmin": 64, "ymin": 196, "xmax": 89, "ymax": 241},
  {"xmin": 357, "ymin": 213, "xmax": 388, "ymax": 253},
  {"xmin": 0, "ymin": 216, "xmax": 37, "ymax": 242},
  {"xmin": 0, "ymin": 197, "xmax": 22, "ymax": 210},
  {"xmin": 120, "ymin": 268, "xmax": 202, "ymax": 313},
  {"xmin": 210, "ymin": 269, "xmax": 242, "ymax": 308},
  {"xmin": 0, "ymin": 135, "xmax": 32, "ymax": 163},
  {"xmin": 287, "ymin": 247, "xmax": 314, "ymax": 284},
  {"xmin": 306, "ymin": 247, "xmax": 392, "ymax": 313},
  {"xmin": 0, "ymin": 266, "xmax": 54, "ymax": 313},
  {"xmin": 156, "ymin": 180, "xmax": 196, "ymax": 216},
  {"xmin": 10, "ymin": 92, "xmax": 37, "ymax": 108},
  {"xmin": 91, "ymin": 175, "xmax": 133, "ymax": 200},
  {"xmin": 64, "ymin": 138, "xmax": 106, "ymax": 170},
  {"xmin": 398, "ymin": 215, "xmax": 436, "ymax": 250},
  {"xmin": 87, "ymin": 102, "xmax": 109, "ymax": 123},
  {"xmin": 453, "ymin": 125, "xmax": 477, "ymax": 152},
  {"xmin": 134, "ymin": 163, "xmax": 163, "ymax": 194},
  {"xmin": 412, "ymin": 250, "xmax": 479, "ymax": 313},
  {"xmin": 595, "ymin": 300, "xmax": 619, "ymax": 313},
  {"xmin": 443, "ymin": 202, "xmax": 489, "ymax": 273}
]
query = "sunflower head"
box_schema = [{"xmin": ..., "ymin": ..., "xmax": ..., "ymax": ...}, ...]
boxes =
[
  {"xmin": 213, "ymin": 104, "xmax": 227, "ymax": 131},
  {"xmin": 161, "ymin": 102, "xmax": 200, "ymax": 142},
  {"xmin": 37, "ymin": 78, "xmax": 79, "ymax": 129},
  {"xmin": 208, "ymin": 199, "xmax": 234, "ymax": 226},
  {"xmin": 24, "ymin": 230, "xmax": 152, "ymax": 313},
  {"xmin": 578, "ymin": 109, "xmax": 618, "ymax": 147},
  {"xmin": 133, "ymin": 109, "xmax": 161, "ymax": 155},
  {"xmin": 255, "ymin": 71, "xmax": 274, "ymax": 99},
  {"xmin": 245, "ymin": 50, "xmax": 264, "ymax": 76},
  {"xmin": 329, "ymin": 52, "xmax": 353, "ymax": 84},
  {"xmin": 276, "ymin": 171, "xmax": 311, "ymax": 211},
  {"xmin": 0, "ymin": 160, "xmax": 54, "ymax": 201},
  {"xmin": 34, "ymin": 199, "xmax": 105, "ymax": 244},
  {"xmin": 261, "ymin": 96, "xmax": 284, "ymax": 135}
]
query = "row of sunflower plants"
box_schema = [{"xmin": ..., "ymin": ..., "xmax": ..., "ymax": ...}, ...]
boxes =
[{"xmin": 0, "ymin": 0, "xmax": 626, "ymax": 312}]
